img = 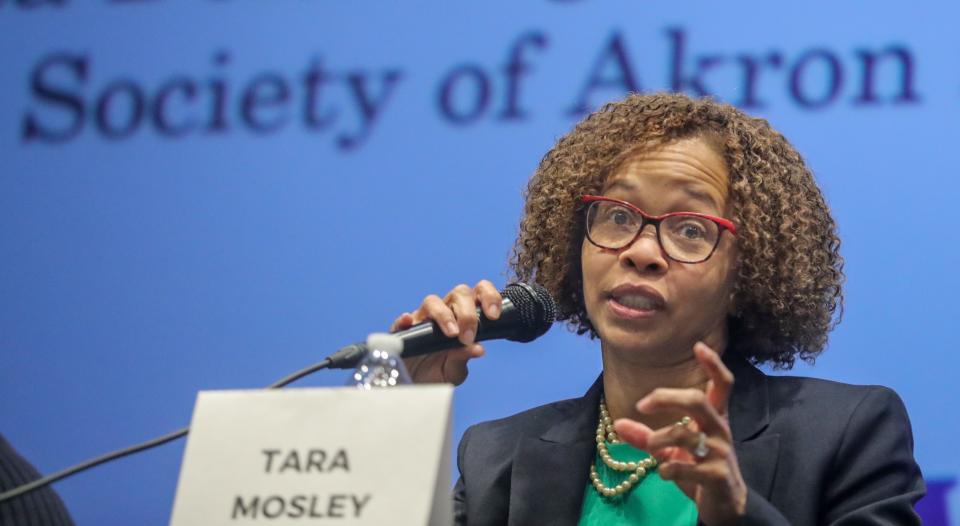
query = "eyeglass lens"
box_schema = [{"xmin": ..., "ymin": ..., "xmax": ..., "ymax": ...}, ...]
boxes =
[{"xmin": 586, "ymin": 201, "xmax": 720, "ymax": 262}]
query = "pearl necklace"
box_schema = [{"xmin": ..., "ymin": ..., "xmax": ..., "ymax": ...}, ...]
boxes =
[{"xmin": 589, "ymin": 396, "xmax": 658, "ymax": 498}]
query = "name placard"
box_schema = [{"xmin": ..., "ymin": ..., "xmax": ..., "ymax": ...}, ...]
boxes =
[{"xmin": 169, "ymin": 385, "xmax": 453, "ymax": 525}]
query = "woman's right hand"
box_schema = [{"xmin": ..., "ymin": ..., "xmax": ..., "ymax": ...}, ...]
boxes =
[{"xmin": 390, "ymin": 280, "xmax": 502, "ymax": 385}]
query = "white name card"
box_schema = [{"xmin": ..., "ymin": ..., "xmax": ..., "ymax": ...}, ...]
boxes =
[{"xmin": 169, "ymin": 385, "xmax": 453, "ymax": 526}]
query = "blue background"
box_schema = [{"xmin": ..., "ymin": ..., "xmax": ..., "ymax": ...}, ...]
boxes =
[{"xmin": 0, "ymin": 1, "xmax": 956, "ymax": 524}]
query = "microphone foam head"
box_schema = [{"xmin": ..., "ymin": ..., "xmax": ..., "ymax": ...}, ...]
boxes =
[
  {"xmin": 366, "ymin": 333, "xmax": 404, "ymax": 355},
  {"xmin": 502, "ymin": 282, "xmax": 557, "ymax": 343}
]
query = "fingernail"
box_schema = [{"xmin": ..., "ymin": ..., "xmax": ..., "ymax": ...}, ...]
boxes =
[
  {"xmin": 489, "ymin": 304, "xmax": 500, "ymax": 317},
  {"xmin": 462, "ymin": 329, "xmax": 475, "ymax": 344},
  {"xmin": 446, "ymin": 321, "xmax": 459, "ymax": 335},
  {"xmin": 659, "ymin": 464, "xmax": 672, "ymax": 479}
]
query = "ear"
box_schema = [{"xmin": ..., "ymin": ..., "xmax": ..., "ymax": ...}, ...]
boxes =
[
  {"xmin": 726, "ymin": 252, "xmax": 742, "ymax": 316},
  {"xmin": 726, "ymin": 276, "xmax": 742, "ymax": 317},
  {"xmin": 727, "ymin": 291, "xmax": 740, "ymax": 317}
]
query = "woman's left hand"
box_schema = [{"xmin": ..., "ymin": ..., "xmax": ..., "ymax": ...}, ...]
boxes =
[{"xmin": 613, "ymin": 342, "xmax": 747, "ymax": 526}]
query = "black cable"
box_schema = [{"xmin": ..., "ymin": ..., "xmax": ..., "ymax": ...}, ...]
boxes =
[
  {"xmin": 265, "ymin": 358, "xmax": 333, "ymax": 389},
  {"xmin": 0, "ymin": 426, "xmax": 191, "ymax": 504},
  {"xmin": 0, "ymin": 357, "xmax": 334, "ymax": 503}
]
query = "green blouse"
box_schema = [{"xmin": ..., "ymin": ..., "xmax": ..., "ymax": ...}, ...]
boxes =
[{"xmin": 578, "ymin": 443, "xmax": 698, "ymax": 526}]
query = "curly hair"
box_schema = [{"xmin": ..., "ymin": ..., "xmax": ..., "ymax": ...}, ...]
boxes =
[{"xmin": 510, "ymin": 92, "xmax": 843, "ymax": 369}]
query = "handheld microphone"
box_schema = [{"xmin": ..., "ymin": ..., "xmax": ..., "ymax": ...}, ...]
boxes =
[{"xmin": 326, "ymin": 282, "xmax": 557, "ymax": 369}]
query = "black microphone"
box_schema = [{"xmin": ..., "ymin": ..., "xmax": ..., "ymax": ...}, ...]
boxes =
[{"xmin": 325, "ymin": 282, "xmax": 557, "ymax": 369}]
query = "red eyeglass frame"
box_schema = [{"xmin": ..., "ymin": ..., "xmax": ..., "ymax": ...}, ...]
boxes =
[{"xmin": 580, "ymin": 195, "xmax": 737, "ymax": 260}]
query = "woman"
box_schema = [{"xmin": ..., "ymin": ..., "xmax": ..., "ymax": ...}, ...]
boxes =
[{"xmin": 391, "ymin": 93, "xmax": 925, "ymax": 525}]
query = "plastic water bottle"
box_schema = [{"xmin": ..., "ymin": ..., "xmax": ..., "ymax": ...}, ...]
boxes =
[{"xmin": 350, "ymin": 333, "xmax": 412, "ymax": 389}]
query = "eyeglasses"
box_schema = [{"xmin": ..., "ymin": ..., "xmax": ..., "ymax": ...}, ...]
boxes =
[{"xmin": 582, "ymin": 195, "xmax": 736, "ymax": 263}]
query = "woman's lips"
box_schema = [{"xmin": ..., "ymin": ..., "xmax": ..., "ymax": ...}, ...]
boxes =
[
  {"xmin": 608, "ymin": 296, "xmax": 660, "ymax": 319},
  {"xmin": 606, "ymin": 285, "xmax": 666, "ymax": 319}
]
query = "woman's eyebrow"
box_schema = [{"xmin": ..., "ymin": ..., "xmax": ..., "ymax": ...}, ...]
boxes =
[
  {"xmin": 602, "ymin": 179, "xmax": 636, "ymax": 193},
  {"xmin": 681, "ymin": 187, "xmax": 722, "ymax": 210},
  {"xmin": 603, "ymin": 179, "xmax": 723, "ymax": 211}
]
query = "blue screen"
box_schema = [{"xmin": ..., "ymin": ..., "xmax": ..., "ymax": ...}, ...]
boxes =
[{"xmin": 1, "ymin": 1, "xmax": 956, "ymax": 524}]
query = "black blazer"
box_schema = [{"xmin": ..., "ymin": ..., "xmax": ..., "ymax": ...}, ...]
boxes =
[{"xmin": 453, "ymin": 355, "xmax": 925, "ymax": 525}]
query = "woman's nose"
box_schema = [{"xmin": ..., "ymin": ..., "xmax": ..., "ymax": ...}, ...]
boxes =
[{"xmin": 619, "ymin": 225, "xmax": 669, "ymax": 272}]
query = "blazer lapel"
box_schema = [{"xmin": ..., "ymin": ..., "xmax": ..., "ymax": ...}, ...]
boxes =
[
  {"xmin": 725, "ymin": 355, "xmax": 780, "ymax": 500},
  {"xmin": 504, "ymin": 358, "xmax": 780, "ymax": 524},
  {"xmin": 508, "ymin": 377, "xmax": 602, "ymax": 526}
]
